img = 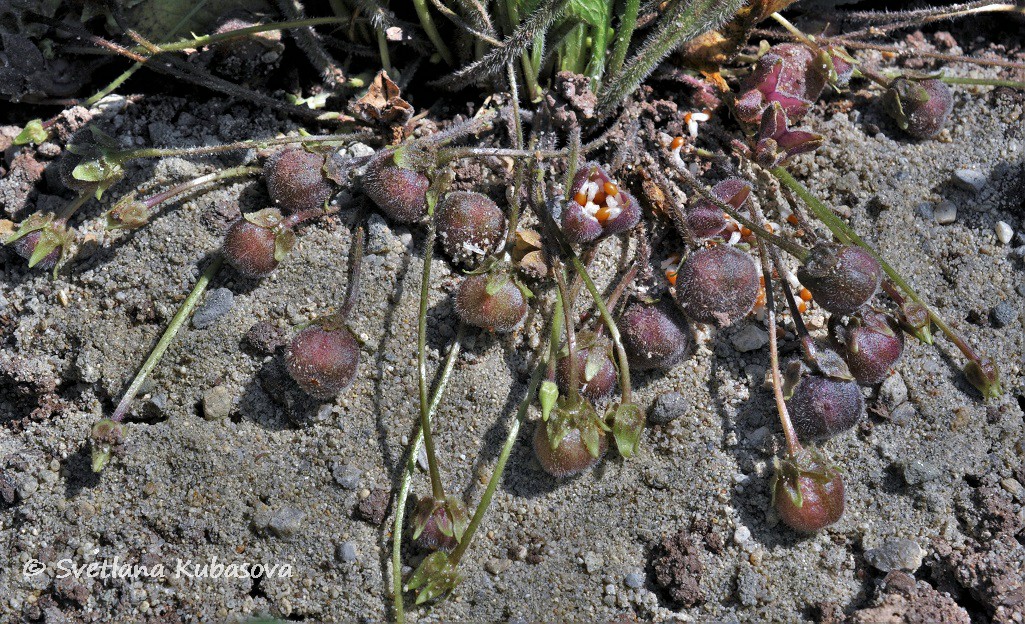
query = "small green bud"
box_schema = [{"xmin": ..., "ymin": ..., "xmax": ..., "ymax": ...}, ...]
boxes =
[
  {"xmin": 965, "ymin": 358, "xmax": 1001, "ymax": 400},
  {"xmin": 539, "ymin": 380, "xmax": 558, "ymax": 421},
  {"xmin": 90, "ymin": 418, "xmax": 124, "ymax": 473},
  {"xmin": 14, "ymin": 119, "xmax": 49, "ymax": 145}
]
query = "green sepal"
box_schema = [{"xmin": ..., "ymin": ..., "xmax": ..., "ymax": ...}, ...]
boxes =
[
  {"xmin": 611, "ymin": 402, "xmax": 644, "ymax": 458},
  {"xmin": 105, "ymin": 192, "xmax": 150, "ymax": 230},
  {"xmin": 406, "ymin": 551, "xmax": 462, "ymax": 605},
  {"xmin": 584, "ymin": 346, "xmax": 604, "ymax": 382},
  {"xmin": 539, "ymin": 380, "xmax": 558, "ymax": 421},
  {"xmin": 274, "ymin": 229, "xmax": 296, "ymax": 262},
  {"xmin": 14, "ymin": 119, "xmax": 49, "ymax": 145},
  {"xmin": 965, "ymin": 358, "xmax": 1001, "ymax": 400},
  {"xmin": 243, "ymin": 207, "xmax": 285, "ymax": 228},
  {"xmin": 484, "ymin": 270, "xmax": 511, "ymax": 296}
]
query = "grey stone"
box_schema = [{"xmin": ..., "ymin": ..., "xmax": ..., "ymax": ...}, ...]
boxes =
[
  {"xmin": 991, "ymin": 301, "xmax": 1016, "ymax": 328},
  {"xmin": 952, "ymin": 168, "xmax": 987, "ymax": 193},
  {"xmin": 485, "ymin": 558, "xmax": 511, "ymax": 575},
  {"xmin": 268, "ymin": 507, "xmax": 305, "ymax": 538},
  {"xmin": 902, "ymin": 460, "xmax": 942, "ymax": 486},
  {"xmin": 864, "ymin": 538, "xmax": 925, "ymax": 572},
  {"xmin": 890, "ymin": 402, "xmax": 917, "ymax": 426},
  {"xmin": 649, "ymin": 392, "xmax": 689, "ymax": 425},
  {"xmin": 583, "ymin": 551, "xmax": 601, "ymax": 575},
  {"xmin": 202, "ymin": 385, "xmax": 232, "ymax": 420},
  {"xmin": 192, "ymin": 287, "xmax": 233, "ymax": 329},
  {"xmin": 16, "ymin": 475, "xmax": 38, "ymax": 500},
  {"xmin": 332, "ymin": 463, "xmax": 362, "ymax": 490},
  {"xmin": 995, "ymin": 221, "xmax": 1014, "ymax": 245},
  {"xmin": 731, "ymin": 325, "xmax": 769, "ymax": 353},
  {"xmin": 736, "ymin": 564, "xmax": 770, "ymax": 607},
  {"xmin": 879, "ymin": 374, "xmax": 908, "ymax": 409},
  {"xmin": 624, "ymin": 572, "xmax": 644, "ymax": 589},
  {"xmin": 336, "ymin": 541, "xmax": 358, "ymax": 563},
  {"xmin": 934, "ymin": 201, "xmax": 957, "ymax": 224}
]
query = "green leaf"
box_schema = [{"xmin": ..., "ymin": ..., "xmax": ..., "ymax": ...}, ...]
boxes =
[
  {"xmin": 566, "ymin": 0, "xmax": 608, "ymax": 28},
  {"xmin": 15, "ymin": 119, "xmax": 49, "ymax": 145},
  {"xmin": 579, "ymin": 422, "xmax": 602, "ymax": 459},
  {"xmin": 584, "ymin": 347, "xmax": 603, "ymax": 382},
  {"xmin": 611, "ymin": 402, "xmax": 644, "ymax": 458},
  {"xmin": 406, "ymin": 551, "xmax": 461, "ymax": 604}
]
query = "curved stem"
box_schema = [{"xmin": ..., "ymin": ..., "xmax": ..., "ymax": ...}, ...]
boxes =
[
  {"xmin": 770, "ymin": 165, "xmax": 987, "ymax": 367},
  {"xmin": 450, "ymin": 298, "xmax": 563, "ymax": 566},
  {"xmin": 418, "ymin": 217, "xmax": 446, "ymax": 501},
  {"xmin": 111, "ymin": 256, "xmax": 222, "ymax": 422},
  {"xmin": 939, "ymin": 75, "xmax": 1025, "ymax": 89},
  {"xmin": 667, "ymin": 153, "xmax": 810, "ymax": 261},
  {"xmin": 140, "ymin": 165, "xmax": 261, "ymax": 209},
  {"xmin": 118, "ymin": 132, "xmax": 372, "ymax": 163},
  {"xmin": 57, "ymin": 192, "xmax": 92, "ymax": 221},
  {"xmin": 607, "ymin": 0, "xmax": 639, "ymax": 83},
  {"xmin": 568, "ymin": 254, "xmax": 632, "ymax": 403},
  {"xmin": 392, "ymin": 325, "xmax": 464, "ymax": 624},
  {"xmin": 413, "ymin": 0, "xmax": 456, "ymax": 65},
  {"xmin": 340, "ymin": 220, "xmax": 366, "ymax": 320}
]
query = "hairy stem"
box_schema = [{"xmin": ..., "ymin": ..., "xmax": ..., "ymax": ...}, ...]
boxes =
[
  {"xmin": 450, "ymin": 298, "xmax": 563, "ymax": 566},
  {"xmin": 770, "ymin": 166, "xmax": 990, "ymax": 370},
  {"xmin": 111, "ymin": 256, "xmax": 223, "ymax": 422},
  {"xmin": 418, "ymin": 216, "xmax": 447, "ymax": 501},
  {"xmin": 392, "ymin": 325, "xmax": 464, "ymax": 623},
  {"xmin": 607, "ymin": 0, "xmax": 639, "ymax": 82}
]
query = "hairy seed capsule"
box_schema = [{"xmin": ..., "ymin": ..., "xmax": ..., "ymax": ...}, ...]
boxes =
[
  {"xmin": 686, "ymin": 178, "xmax": 752, "ymax": 240},
  {"xmin": 285, "ymin": 324, "xmax": 360, "ymax": 399},
  {"xmin": 620, "ymin": 301, "xmax": 691, "ymax": 371},
  {"xmin": 12, "ymin": 231, "xmax": 61, "ymax": 269},
  {"xmin": 882, "ymin": 78, "xmax": 953, "ymax": 140},
  {"xmin": 362, "ymin": 152, "xmax": 429, "ymax": 223},
  {"xmin": 772, "ymin": 455, "xmax": 845, "ymax": 532},
  {"xmin": 532, "ymin": 422, "xmax": 608, "ymax": 478},
  {"xmin": 436, "ymin": 191, "xmax": 505, "ymax": 264},
  {"xmin": 797, "ymin": 245, "xmax": 882, "ymax": 316},
  {"xmin": 555, "ymin": 341, "xmax": 618, "ymax": 402},
  {"xmin": 787, "ymin": 374, "xmax": 864, "ymax": 442},
  {"xmin": 674, "ymin": 245, "xmax": 759, "ymax": 327},
  {"xmin": 455, "ymin": 273, "xmax": 527, "ymax": 333},
  {"xmin": 265, "ymin": 148, "xmax": 333, "ymax": 214},
  {"xmin": 222, "ymin": 219, "xmax": 280, "ymax": 278}
]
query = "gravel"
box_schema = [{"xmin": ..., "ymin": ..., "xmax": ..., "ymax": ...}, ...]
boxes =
[
  {"xmin": 990, "ymin": 301, "xmax": 1016, "ymax": 328},
  {"xmin": 201, "ymin": 385, "xmax": 232, "ymax": 420},
  {"xmin": 648, "ymin": 391, "xmax": 690, "ymax": 425},
  {"xmin": 952, "ymin": 168, "xmax": 987, "ymax": 193},
  {"xmin": 192, "ymin": 287, "xmax": 234, "ymax": 329},
  {"xmin": 864, "ymin": 538, "xmax": 926, "ymax": 573},
  {"xmin": 934, "ymin": 200, "xmax": 958, "ymax": 224}
]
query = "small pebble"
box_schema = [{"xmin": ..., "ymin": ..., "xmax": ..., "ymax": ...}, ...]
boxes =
[
  {"xmin": 485, "ymin": 558, "xmax": 511, "ymax": 575},
  {"xmin": 624, "ymin": 572, "xmax": 645, "ymax": 589},
  {"xmin": 952, "ymin": 168, "xmax": 987, "ymax": 193},
  {"xmin": 995, "ymin": 221, "xmax": 1013, "ymax": 245},
  {"xmin": 731, "ymin": 325, "xmax": 768, "ymax": 353},
  {"xmin": 268, "ymin": 507, "xmax": 305, "ymax": 538},
  {"xmin": 990, "ymin": 301, "xmax": 1016, "ymax": 328},
  {"xmin": 192, "ymin": 288, "xmax": 234, "ymax": 329},
  {"xmin": 332, "ymin": 464, "xmax": 362, "ymax": 490},
  {"xmin": 864, "ymin": 538, "xmax": 925, "ymax": 573},
  {"xmin": 733, "ymin": 525, "xmax": 751, "ymax": 545},
  {"xmin": 202, "ymin": 385, "xmax": 232, "ymax": 421},
  {"xmin": 336, "ymin": 541, "xmax": 358, "ymax": 563},
  {"xmin": 934, "ymin": 201, "xmax": 957, "ymax": 225},
  {"xmin": 649, "ymin": 392, "xmax": 689, "ymax": 425},
  {"xmin": 879, "ymin": 374, "xmax": 908, "ymax": 410}
]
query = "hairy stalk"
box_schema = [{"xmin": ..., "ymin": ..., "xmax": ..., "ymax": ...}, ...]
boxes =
[
  {"xmin": 392, "ymin": 325, "xmax": 465, "ymax": 623},
  {"xmin": 450, "ymin": 298, "xmax": 563, "ymax": 566},
  {"xmin": 596, "ymin": 0, "xmax": 746, "ymax": 114},
  {"xmin": 413, "ymin": 0, "xmax": 456, "ymax": 64},
  {"xmin": 554, "ymin": 265, "xmax": 580, "ymax": 405},
  {"xmin": 57, "ymin": 192, "xmax": 92, "ymax": 221},
  {"xmin": 278, "ymin": 0, "xmax": 347, "ymax": 85},
  {"xmin": 504, "ymin": 62, "xmax": 527, "ymax": 252},
  {"xmin": 607, "ymin": 0, "xmax": 640, "ymax": 82},
  {"xmin": 118, "ymin": 132, "xmax": 372, "ymax": 162},
  {"xmin": 418, "ymin": 216, "xmax": 447, "ymax": 501},
  {"xmin": 505, "ymin": 0, "xmax": 543, "ymax": 100},
  {"xmin": 437, "ymin": 0, "xmax": 569, "ymax": 89},
  {"xmin": 429, "ymin": 0, "xmax": 502, "ymax": 46},
  {"xmin": 438, "ymin": 147, "xmax": 567, "ymax": 161},
  {"xmin": 123, "ymin": 166, "xmax": 260, "ymax": 218},
  {"xmin": 770, "ymin": 166, "xmax": 996, "ymax": 389},
  {"xmin": 340, "ymin": 221, "xmax": 366, "ymax": 320},
  {"xmin": 666, "ymin": 152, "xmax": 810, "ymax": 260},
  {"xmin": 939, "ymin": 75, "xmax": 1025, "ymax": 89},
  {"xmin": 110, "ymin": 256, "xmax": 223, "ymax": 423}
]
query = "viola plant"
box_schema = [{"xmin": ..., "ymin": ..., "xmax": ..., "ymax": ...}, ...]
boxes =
[{"xmin": 2, "ymin": 1, "xmax": 1021, "ymax": 621}]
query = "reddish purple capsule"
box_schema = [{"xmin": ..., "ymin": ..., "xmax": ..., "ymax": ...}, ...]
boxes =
[
  {"xmin": 285, "ymin": 324, "xmax": 360, "ymax": 399},
  {"xmin": 532, "ymin": 421, "xmax": 608, "ymax": 478},
  {"xmin": 686, "ymin": 178, "xmax": 751, "ymax": 240},
  {"xmin": 674, "ymin": 245, "xmax": 759, "ymax": 327},
  {"xmin": 362, "ymin": 151, "xmax": 429, "ymax": 223},
  {"xmin": 265, "ymin": 148, "xmax": 333, "ymax": 214},
  {"xmin": 620, "ymin": 301, "xmax": 691, "ymax": 371},
  {"xmin": 455, "ymin": 273, "xmax": 528, "ymax": 334},
  {"xmin": 797, "ymin": 245, "xmax": 882, "ymax": 316},
  {"xmin": 787, "ymin": 374, "xmax": 864, "ymax": 442},
  {"xmin": 772, "ymin": 451, "xmax": 845, "ymax": 533},
  {"xmin": 561, "ymin": 164, "xmax": 640, "ymax": 244}
]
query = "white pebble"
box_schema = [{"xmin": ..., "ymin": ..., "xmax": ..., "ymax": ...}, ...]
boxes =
[{"xmin": 995, "ymin": 221, "xmax": 1013, "ymax": 245}]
